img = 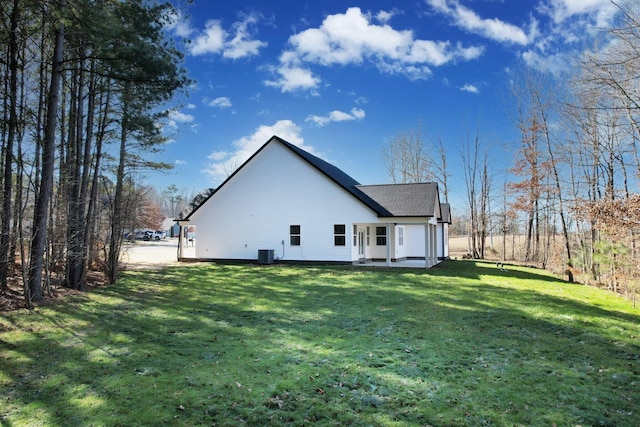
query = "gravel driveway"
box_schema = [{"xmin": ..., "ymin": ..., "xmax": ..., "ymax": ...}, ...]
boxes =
[{"xmin": 121, "ymin": 238, "xmax": 187, "ymax": 270}]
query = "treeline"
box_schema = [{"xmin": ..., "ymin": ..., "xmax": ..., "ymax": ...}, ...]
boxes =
[
  {"xmin": 0, "ymin": 0, "xmax": 189, "ymax": 306},
  {"xmin": 384, "ymin": 3, "xmax": 640, "ymax": 302},
  {"xmin": 463, "ymin": 2, "xmax": 640, "ymax": 301}
]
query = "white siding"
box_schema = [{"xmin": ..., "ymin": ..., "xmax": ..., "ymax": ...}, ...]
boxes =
[
  {"xmin": 368, "ymin": 224, "xmax": 391, "ymax": 260},
  {"xmin": 190, "ymin": 141, "xmax": 379, "ymax": 261},
  {"xmin": 404, "ymin": 224, "xmax": 426, "ymax": 257},
  {"xmin": 360, "ymin": 221, "xmax": 434, "ymax": 261}
]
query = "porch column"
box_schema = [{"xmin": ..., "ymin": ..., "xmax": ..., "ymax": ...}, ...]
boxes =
[
  {"xmin": 424, "ymin": 223, "xmax": 429, "ymax": 268},
  {"xmin": 431, "ymin": 224, "xmax": 437, "ymax": 266},
  {"xmin": 386, "ymin": 223, "xmax": 391, "ymax": 267},
  {"xmin": 427, "ymin": 224, "xmax": 431, "ymax": 267},
  {"xmin": 177, "ymin": 224, "xmax": 183, "ymax": 259}
]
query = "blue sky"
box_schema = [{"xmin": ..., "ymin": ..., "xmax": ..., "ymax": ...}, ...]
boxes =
[{"xmin": 154, "ymin": 0, "xmax": 622, "ymax": 208}]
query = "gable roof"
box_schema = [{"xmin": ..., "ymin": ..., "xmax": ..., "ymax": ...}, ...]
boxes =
[
  {"xmin": 278, "ymin": 137, "xmax": 393, "ymax": 216},
  {"xmin": 439, "ymin": 203, "xmax": 452, "ymax": 224},
  {"xmin": 177, "ymin": 135, "xmax": 442, "ymax": 220},
  {"xmin": 176, "ymin": 188, "xmax": 215, "ymax": 221},
  {"xmin": 357, "ymin": 183, "xmax": 440, "ymax": 218}
]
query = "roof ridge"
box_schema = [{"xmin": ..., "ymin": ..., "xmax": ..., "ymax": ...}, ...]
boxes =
[
  {"xmin": 276, "ymin": 137, "xmax": 394, "ymax": 216},
  {"xmin": 177, "ymin": 135, "xmax": 442, "ymax": 221},
  {"xmin": 358, "ymin": 182, "xmax": 438, "ymax": 188}
]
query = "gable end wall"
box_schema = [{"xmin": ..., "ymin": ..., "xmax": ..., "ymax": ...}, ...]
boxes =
[{"xmin": 190, "ymin": 141, "xmax": 379, "ymax": 261}]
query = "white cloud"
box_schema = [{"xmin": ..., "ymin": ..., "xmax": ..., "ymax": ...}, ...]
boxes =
[
  {"xmin": 163, "ymin": 10, "xmax": 194, "ymax": 38},
  {"xmin": 534, "ymin": 0, "xmax": 620, "ymax": 54},
  {"xmin": 517, "ymin": 0, "xmax": 623, "ymax": 79},
  {"xmin": 224, "ymin": 13, "xmax": 269, "ymax": 59},
  {"xmin": 376, "ymin": 8, "xmax": 401, "ymax": 24},
  {"xmin": 264, "ymin": 65, "xmax": 321, "ymax": 93},
  {"xmin": 190, "ymin": 13, "xmax": 267, "ymax": 59},
  {"xmin": 460, "ymin": 83, "xmax": 479, "ymax": 93},
  {"xmin": 542, "ymin": 0, "xmax": 618, "ymax": 25},
  {"xmin": 207, "ymin": 97, "xmax": 232, "ymax": 108},
  {"xmin": 165, "ymin": 109, "xmax": 195, "ymax": 131},
  {"xmin": 266, "ymin": 7, "xmax": 483, "ymax": 92},
  {"xmin": 204, "ymin": 120, "xmax": 315, "ymax": 183},
  {"xmin": 354, "ymin": 95, "xmax": 368, "ymax": 105},
  {"xmin": 169, "ymin": 110, "xmax": 194, "ymax": 122},
  {"xmin": 191, "ymin": 20, "xmax": 226, "ymax": 55},
  {"xmin": 305, "ymin": 107, "xmax": 366, "ymax": 127},
  {"xmin": 522, "ymin": 50, "xmax": 573, "ymax": 77},
  {"xmin": 424, "ymin": 0, "xmax": 620, "ymax": 80},
  {"xmin": 175, "ymin": 159, "xmax": 187, "ymax": 165},
  {"xmin": 426, "ymin": 0, "xmax": 531, "ymax": 45},
  {"xmin": 208, "ymin": 151, "xmax": 229, "ymax": 161},
  {"xmin": 350, "ymin": 108, "xmax": 366, "ymax": 119}
]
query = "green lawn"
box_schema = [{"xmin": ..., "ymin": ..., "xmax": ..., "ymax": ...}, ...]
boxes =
[{"xmin": 1, "ymin": 261, "xmax": 638, "ymax": 426}]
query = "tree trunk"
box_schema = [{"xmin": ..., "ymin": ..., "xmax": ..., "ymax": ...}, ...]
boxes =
[
  {"xmin": 0, "ymin": 0, "xmax": 20, "ymax": 294},
  {"xmin": 66, "ymin": 47, "xmax": 87, "ymax": 291},
  {"xmin": 84, "ymin": 70, "xmax": 110, "ymax": 271},
  {"xmin": 28, "ymin": 1, "xmax": 65, "ymax": 302},
  {"xmin": 525, "ymin": 208, "xmax": 534, "ymax": 262},
  {"xmin": 107, "ymin": 84, "xmax": 130, "ymax": 284}
]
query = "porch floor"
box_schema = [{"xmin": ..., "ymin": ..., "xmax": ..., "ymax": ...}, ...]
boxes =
[{"xmin": 354, "ymin": 259, "xmax": 438, "ymax": 268}]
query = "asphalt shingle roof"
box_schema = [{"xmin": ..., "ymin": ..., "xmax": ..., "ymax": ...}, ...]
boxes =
[
  {"xmin": 279, "ymin": 138, "xmax": 393, "ymax": 217},
  {"xmin": 439, "ymin": 203, "xmax": 451, "ymax": 223},
  {"xmin": 357, "ymin": 182, "xmax": 440, "ymax": 217},
  {"xmin": 176, "ymin": 188, "xmax": 214, "ymax": 221}
]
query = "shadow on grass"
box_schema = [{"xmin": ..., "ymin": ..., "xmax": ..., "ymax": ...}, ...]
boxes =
[{"xmin": 1, "ymin": 261, "xmax": 638, "ymax": 426}]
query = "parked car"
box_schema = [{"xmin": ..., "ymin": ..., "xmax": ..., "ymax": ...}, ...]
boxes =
[
  {"xmin": 153, "ymin": 230, "xmax": 166, "ymax": 240},
  {"xmin": 134, "ymin": 230, "xmax": 154, "ymax": 241}
]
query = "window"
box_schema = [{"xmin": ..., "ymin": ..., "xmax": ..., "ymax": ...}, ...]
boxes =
[
  {"xmin": 366, "ymin": 226, "xmax": 370, "ymax": 246},
  {"xmin": 376, "ymin": 226, "xmax": 387, "ymax": 246},
  {"xmin": 290, "ymin": 225, "xmax": 300, "ymax": 246},
  {"xmin": 334, "ymin": 224, "xmax": 346, "ymax": 246},
  {"xmin": 398, "ymin": 226, "xmax": 404, "ymax": 246},
  {"xmin": 353, "ymin": 225, "xmax": 358, "ymax": 246}
]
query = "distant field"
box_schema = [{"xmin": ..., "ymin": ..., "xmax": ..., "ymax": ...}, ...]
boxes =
[
  {"xmin": 1, "ymin": 261, "xmax": 638, "ymax": 426},
  {"xmin": 449, "ymin": 234, "xmax": 536, "ymax": 261},
  {"xmin": 449, "ymin": 235, "xmax": 469, "ymax": 257}
]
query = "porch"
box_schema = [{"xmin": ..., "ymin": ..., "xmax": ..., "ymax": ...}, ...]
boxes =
[
  {"xmin": 353, "ymin": 258, "xmax": 442, "ymax": 268},
  {"xmin": 352, "ymin": 221, "xmax": 439, "ymax": 269}
]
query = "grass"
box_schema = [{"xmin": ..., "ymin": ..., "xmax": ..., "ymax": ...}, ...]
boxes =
[{"xmin": 1, "ymin": 260, "xmax": 639, "ymax": 426}]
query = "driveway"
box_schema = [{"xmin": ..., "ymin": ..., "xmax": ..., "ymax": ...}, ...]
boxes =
[{"xmin": 121, "ymin": 238, "xmax": 190, "ymax": 270}]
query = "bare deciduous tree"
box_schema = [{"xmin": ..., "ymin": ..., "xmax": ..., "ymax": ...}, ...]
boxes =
[
  {"xmin": 383, "ymin": 122, "xmax": 435, "ymax": 184},
  {"xmin": 461, "ymin": 131, "xmax": 491, "ymax": 259}
]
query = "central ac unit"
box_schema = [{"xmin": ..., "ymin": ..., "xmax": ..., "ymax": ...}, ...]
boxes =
[{"xmin": 257, "ymin": 249, "xmax": 275, "ymax": 264}]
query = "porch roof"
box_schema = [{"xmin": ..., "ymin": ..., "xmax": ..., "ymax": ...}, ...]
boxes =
[
  {"xmin": 357, "ymin": 182, "xmax": 440, "ymax": 218},
  {"xmin": 439, "ymin": 203, "xmax": 452, "ymax": 224}
]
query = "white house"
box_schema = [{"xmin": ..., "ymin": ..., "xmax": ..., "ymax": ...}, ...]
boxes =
[{"xmin": 176, "ymin": 135, "xmax": 450, "ymax": 268}]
